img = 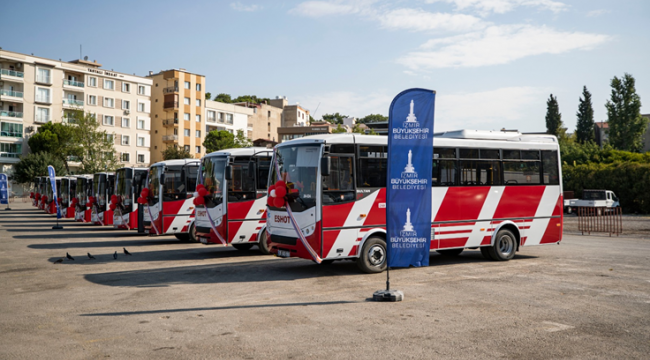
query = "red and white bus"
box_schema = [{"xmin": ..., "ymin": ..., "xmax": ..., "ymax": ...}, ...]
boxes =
[
  {"xmin": 74, "ymin": 175, "xmax": 93, "ymax": 222},
  {"xmin": 266, "ymin": 131, "xmax": 563, "ymax": 273},
  {"xmin": 60, "ymin": 176, "xmax": 77, "ymax": 218},
  {"xmin": 31, "ymin": 177, "xmax": 42, "ymax": 207},
  {"xmin": 44, "ymin": 176, "xmax": 62, "ymax": 215},
  {"xmin": 194, "ymin": 148, "xmax": 272, "ymax": 252},
  {"xmin": 142, "ymin": 159, "xmax": 199, "ymax": 240},
  {"xmin": 34, "ymin": 176, "xmax": 46, "ymax": 209},
  {"xmin": 91, "ymin": 172, "xmax": 115, "ymax": 226},
  {"xmin": 112, "ymin": 167, "xmax": 148, "ymax": 230}
]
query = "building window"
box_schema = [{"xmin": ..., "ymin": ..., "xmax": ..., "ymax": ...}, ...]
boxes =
[
  {"xmin": 137, "ymin": 102, "xmax": 145, "ymax": 112},
  {"xmin": 1, "ymin": 122, "xmax": 23, "ymax": 138},
  {"xmin": 105, "ymin": 133, "xmax": 113, "ymax": 143},
  {"xmin": 196, "ymin": 99, "xmax": 201, "ymax": 107},
  {"xmin": 196, "ymin": 114, "xmax": 201, "ymax": 122},
  {"xmin": 138, "ymin": 85, "xmax": 145, "ymax": 95},
  {"xmin": 88, "ymin": 95, "xmax": 97, "ymax": 105},
  {"xmin": 184, "ymin": 129, "xmax": 190, "ymax": 137},
  {"xmin": 184, "ymin": 97, "xmax": 190, "ymax": 105},
  {"xmin": 196, "ymin": 84, "xmax": 201, "ymax": 91},
  {"xmin": 104, "ymin": 97, "xmax": 114, "ymax": 108},
  {"xmin": 104, "ymin": 79, "xmax": 114, "ymax": 90},
  {"xmin": 184, "ymin": 113, "xmax": 190, "ymax": 121},
  {"xmin": 35, "ymin": 87, "xmax": 50, "ymax": 103},
  {"xmin": 196, "ymin": 130, "xmax": 201, "ymax": 137},
  {"xmin": 184, "ymin": 81, "xmax": 190, "ymax": 89},
  {"xmin": 122, "ymin": 100, "xmax": 130, "ymax": 110},
  {"xmin": 103, "ymin": 115, "xmax": 114, "ymax": 126},
  {"xmin": 173, "ymin": 128, "xmax": 178, "ymax": 135},
  {"xmin": 137, "ymin": 154, "xmax": 145, "ymax": 163},
  {"xmin": 184, "ymin": 145, "xmax": 190, "ymax": 152},
  {"xmin": 122, "ymin": 135, "xmax": 130, "ymax": 145},
  {"xmin": 87, "ymin": 77, "xmax": 97, "ymax": 87},
  {"xmin": 207, "ymin": 110, "xmax": 216, "ymax": 122},
  {"xmin": 122, "ymin": 118, "xmax": 130, "ymax": 128},
  {"xmin": 35, "ymin": 107, "xmax": 50, "ymax": 123},
  {"xmin": 122, "ymin": 83, "xmax": 130, "ymax": 92},
  {"xmin": 121, "ymin": 152, "xmax": 130, "ymax": 162},
  {"xmin": 36, "ymin": 68, "xmax": 51, "ymax": 83},
  {"xmin": 195, "ymin": 146, "xmax": 201, "ymax": 153},
  {"xmin": 137, "ymin": 119, "xmax": 145, "ymax": 129},
  {"xmin": 226, "ymin": 114, "xmax": 233, "ymax": 124},
  {"xmin": 137, "ymin": 136, "xmax": 145, "ymax": 147}
]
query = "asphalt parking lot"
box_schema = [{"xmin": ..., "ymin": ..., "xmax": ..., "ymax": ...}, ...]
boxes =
[{"xmin": 1, "ymin": 202, "xmax": 649, "ymax": 359}]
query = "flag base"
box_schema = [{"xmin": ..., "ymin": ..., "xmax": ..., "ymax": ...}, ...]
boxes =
[
  {"xmin": 52, "ymin": 225, "xmax": 63, "ymax": 230},
  {"xmin": 373, "ymin": 289, "xmax": 404, "ymax": 302}
]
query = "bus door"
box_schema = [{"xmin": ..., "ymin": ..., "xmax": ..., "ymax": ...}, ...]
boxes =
[
  {"xmin": 196, "ymin": 156, "xmax": 227, "ymax": 244},
  {"xmin": 227, "ymin": 157, "xmax": 263, "ymax": 244},
  {"xmin": 145, "ymin": 166, "xmax": 163, "ymax": 233},
  {"xmin": 161, "ymin": 163, "xmax": 198, "ymax": 234},
  {"xmin": 321, "ymin": 153, "xmax": 356, "ymax": 259}
]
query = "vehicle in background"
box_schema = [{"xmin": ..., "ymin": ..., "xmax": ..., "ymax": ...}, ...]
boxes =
[
  {"xmin": 44, "ymin": 177, "xmax": 62, "ymax": 215},
  {"xmin": 91, "ymin": 172, "xmax": 115, "ymax": 225},
  {"xmin": 74, "ymin": 175, "xmax": 93, "ymax": 222},
  {"xmin": 35, "ymin": 176, "xmax": 46, "ymax": 209},
  {"xmin": 60, "ymin": 177, "xmax": 77, "ymax": 218},
  {"xmin": 112, "ymin": 167, "xmax": 148, "ymax": 230},
  {"xmin": 30, "ymin": 177, "xmax": 42, "ymax": 207},
  {"xmin": 266, "ymin": 131, "xmax": 564, "ymax": 273},
  {"xmin": 194, "ymin": 148, "xmax": 272, "ymax": 253},
  {"xmin": 140, "ymin": 159, "xmax": 199, "ymax": 240},
  {"xmin": 563, "ymin": 189, "xmax": 620, "ymax": 214}
]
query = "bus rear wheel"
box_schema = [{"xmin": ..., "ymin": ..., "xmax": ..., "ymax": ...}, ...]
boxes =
[
  {"xmin": 357, "ymin": 236, "xmax": 387, "ymax": 273},
  {"xmin": 257, "ymin": 231, "xmax": 271, "ymax": 255},
  {"xmin": 232, "ymin": 243, "xmax": 254, "ymax": 251},
  {"xmin": 487, "ymin": 229, "xmax": 517, "ymax": 261}
]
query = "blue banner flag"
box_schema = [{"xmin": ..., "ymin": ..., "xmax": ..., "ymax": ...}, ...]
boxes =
[
  {"xmin": 386, "ymin": 88, "xmax": 436, "ymax": 268},
  {"xmin": 47, "ymin": 166, "xmax": 62, "ymax": 219},
  {"xmin": 0, "ymin": 173, "xmax": 8, "ymax": 205}
]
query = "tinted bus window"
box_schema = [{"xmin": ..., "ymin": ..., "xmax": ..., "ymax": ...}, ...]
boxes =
[
  {"xmin": 435, "ymin": 148, "xmax": 456, "ymax": 159},
  {"xmin": 358, "ymin": 158, "xmax": 387, "ymax": 187},
  {"xmin": 522, "ymin": 150, "xmax": 540, "ymax": 160},
  {"xmin": 229, "ymin": 162, "xmax": 256, "ymax": 201},
  {"xmin": 186, "ymin": 165, "xmax": 198, "ymax": 193},
  {"xmin": 459, "ymin": 160, "xmax": 501, "ymax": 185},
  {"xmin": 542, "ymin": 150, "xmax": 559, "ymax": 185},
  {"xmin": 359, "ymin": 146, "xmax": 386, "ymax": 158},
  {"xmin": 480, "ymin": 149, "xmax": 500, "ymax": 159},
  {"xmin": 432, "ymin": 160, "xmax": 457, "ymax": 186},
  {"xmin": 503, "ymin": 162, "xmax": 541, "ymax": 185},
  {"xmin": 257, "ymin": 156, "xmax": 271, "ymax": 190},
  {"xmin": 459, "ymin": 148, "xmax": 479, "ymax": 159},
  {"xmin": 323, "ymin": 156, "xmax": 355, "ymax": 203},
  {"xmin": 503, "ymin": 150, "xmax": 520, "ymax": 160}
]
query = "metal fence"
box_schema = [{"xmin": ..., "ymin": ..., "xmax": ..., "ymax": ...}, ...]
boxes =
[{"xmin": 577, "ymin": 207, "xmax": 623, "ymax": 236}]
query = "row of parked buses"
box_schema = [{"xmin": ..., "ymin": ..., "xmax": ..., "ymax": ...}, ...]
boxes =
[{"xmin": 30, "ymin": 130, "xmax": 564, "ymax": 273}]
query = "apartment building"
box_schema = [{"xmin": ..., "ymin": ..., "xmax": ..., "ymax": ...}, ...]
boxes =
[
  {"xmin": 204, "ymin": 100, "xmax": 252, "ymax": 137},
  {"xmin": 148, "ymin": 69, "xmax": 205, "ymax": 163},
  {"xmin": 269, "ymin": 96, "xmax": 311, "ymax": 127},
  {"xmin": 235, "ymin": 101, "xmax": 284, "ymax": 142},
  {"xmin": 277, "ymin": 121, "xmax": 337, "ymax": 142},
  {"xmin": 0, "ymin": 49, "xmax": 153, "ymax": 175}
]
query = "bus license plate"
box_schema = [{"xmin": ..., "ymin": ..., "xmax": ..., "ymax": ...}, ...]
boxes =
[
  {"xmin": 278, "ymin": 250, "xmax": 290, "ymax": 258},
  {"xmin": 199, "ymin": 237, "xmax": 208, "ymax": 244}
]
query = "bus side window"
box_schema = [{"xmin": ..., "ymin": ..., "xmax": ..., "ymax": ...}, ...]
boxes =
[
  {"xmin": 323, "ymin": 156, "xmax": 355, "ymax": 203},
  {"xmin": 541, "ymin": 150, "xmax": 559, "ymax": 185}
]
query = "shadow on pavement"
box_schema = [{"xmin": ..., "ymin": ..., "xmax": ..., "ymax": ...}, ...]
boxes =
[
  {"xmin": 32, "ymin": 238, "xmax": 188, "ymax": 250},
  {"xmin": 47, "ymin": 246, "xmax": 266, "ymax": 264},
  {"xmin": 12, "ymin": 231, "xmax": 149, "ymax": 240},
  {"xmin": 80, "ymin": 300, "xmax": 362, "ymax": 317}
]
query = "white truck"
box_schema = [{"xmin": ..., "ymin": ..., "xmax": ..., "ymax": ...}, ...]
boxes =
[{"xmin": 564, "ymin": 189, "xmax": 620, "ymax": 214}]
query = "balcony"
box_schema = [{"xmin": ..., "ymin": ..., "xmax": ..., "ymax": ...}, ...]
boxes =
[
  {"xmin": 0, "ymin": 89, "xmax": 24, "ymax": 102},
  {"xmin": 63, "ymin": 99, "xmax": 84, "ymax": 108},
  {"xmin": 162, "ymin": 118, "xmax": 178, "ymax": 127},
  {"xmin": 0, "ymin": 130, "xmax": 23, "ymax": 138},
  {"xmin": 62, "ymin": 116, "xmax": 77, "ymax": 124},
  {"xmin": 0, "ymin": 69, "xmax": 24, "ymax": 81},
  {"xmin": 34, "ymin": 115, "xmax": 51, "ymax": 123},
  {"xmin": 163, "ymin": 87, "xmax": 179, "ymax": 94},
  {"xmin": 63, "ymin": 79, "xmax": 85, "ymax": 89},
  {"xmin": 162, "ymin": 135, "xmax": 178, "ymax": 143},
  {"xmin": 0, "ymin": 152, "xmax": 21, "ymax": 162},
  {"xmin": 163, "ymin": 101, "xmax": 179, "ymax": 110},
  {"xmin": 0, "ymin": 110, "xmax": 23, "ymax": 119}
]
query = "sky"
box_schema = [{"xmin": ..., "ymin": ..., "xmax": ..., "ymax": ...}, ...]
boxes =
[{"xmin": 2, "ymin": 0, "xmax": 649, "ymax": 133}]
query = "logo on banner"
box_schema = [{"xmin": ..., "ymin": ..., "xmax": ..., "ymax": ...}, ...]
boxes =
[
  {"xmin": 391, "ymin": 149, "xmax": 428, "ymax": 190},
  {"xmin": 392, "ymin": 100, "xmax": 430, "ymax": 140},
  {"xmin": 390, "ymin": 208, "xmax": 427, "ymax": 249}
]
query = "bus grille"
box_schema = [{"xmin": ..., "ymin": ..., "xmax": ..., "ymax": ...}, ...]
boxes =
[{"xmin": 270, "ymin": 234, "xmax": 297, "ymax": 246}]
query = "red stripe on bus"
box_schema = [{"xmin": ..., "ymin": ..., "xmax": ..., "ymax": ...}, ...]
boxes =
[
  {"xmin": 493, "ymin": 186, "xmax": 546, "ymax": 219},
  {"xmin": 434, "ymin": 187, "xmax": 490, "ymax": 222}
]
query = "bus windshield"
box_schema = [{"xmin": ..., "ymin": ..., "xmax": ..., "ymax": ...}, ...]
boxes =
[
  {"xmin": 94, "ymin": 174, "xmax": 107, "ymax": 206},
  {"xmin": 230, "ymin": 159, "xmax": 256, "ymax": 202},
  {"xmin": 116, "ymin": 169, "xmax": 134, "ymax": 206},
  {"xmin": 202, "ymin": 156, "xmax": 226, "ymax": 207},
  {"xmin": 270, "ymin": 144, "xmax": 320, "ymax": 212},
  {"xmin": 76, "ymin": 179, "xmax": 86, "ymax": 204}
]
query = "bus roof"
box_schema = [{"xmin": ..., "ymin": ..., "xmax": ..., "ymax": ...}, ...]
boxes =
[
  {"xmin": 115, "ymin": 167, "xmax": 150, "ymax": 172},
  {"xmin": 75, "ymin": 175, "xmax": 93, "ymax": 180},
  {"xmin": 150, "ymin": 159, "xmax": 200, "ymax": 167},
  {"xmin": 204, "ymin": 147, "xmax": 273, "ymax": 158},
  {"xmin": 275, "ymin": 131, "xmax": 559, "ymax": 150}
]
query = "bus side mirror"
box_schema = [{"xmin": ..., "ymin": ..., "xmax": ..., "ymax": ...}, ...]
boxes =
[
  {"xmin": 225, "ymin": 165, "xmax": 232, "ymax": 181},
  {"xmin": 321, "ymin": 157, "xmax": 331, "ymax": 176},
  {"xmin": 248, "ymin": 163, "xmax": 256, "ymax": 178}
]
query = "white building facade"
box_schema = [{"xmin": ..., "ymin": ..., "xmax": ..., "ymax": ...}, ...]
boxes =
[{"xmin": 204, "ymin": 100, "xmax": 252, "ymax": 138}]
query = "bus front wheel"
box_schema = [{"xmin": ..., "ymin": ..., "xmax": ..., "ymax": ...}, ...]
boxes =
[
  {"xmin": 357, "ymin": 236, "xmax": 387, "ymax": 273},
  {"xmin": 257, "ymin": 231, "xmax": 271, "ymax": 255}
]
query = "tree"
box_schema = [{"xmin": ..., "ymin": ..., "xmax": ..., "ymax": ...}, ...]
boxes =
[
  {"xmin": 214, "ymin": 93, "xmax": 233, "ymax": 103},
  {"xmin": 205, "ymin": 92, "xmax": 212, "ymax": 101},
  {"xmin": 332, "ymin": 124, "xmax": 348, "ymax": 133},
  {"xmin": 232, "ymin": 95, "xmax": 270, "ymax": 104},
  {"xmin": 545, "ymin": 94, "xmax": 566, "ymax": 140},
  {"xmin": 358, "ymin": 114, "xmax": 388, "ymax": 124},
  {"xmin": 322, "ymin": 113, "xmax": 347, "ymax": 124},
  {"xmin": 309, "ymin": 115, "xmax": 315, "ymax": 123},
  {"xmin": 203, "ymin": 130, "xmax": 248, "ymax": 153},
  {"xmin": 13, "ymin": 152, "xmax": 66, "ymax": 184},
  {"xmin": 69, "ymin": 111, "xmax": 119, "ymax": 173},
  {"xmin": 575, "ymin": 86, "xmax": 595, "ymax": 144},
  {"xmin": 161, "ymin": 146, "xmax": 191, "ymax": 160},
  {"xmin": 27, "ymin": 122, "xmax": 78, "ymax": 173},
  {"xmin": 606, "ymin": 73, "xmax": 647, "ymax": 152},
  {"xmin": 235, "ymin": 130, "xmax": 252, "ymax": 147}
]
